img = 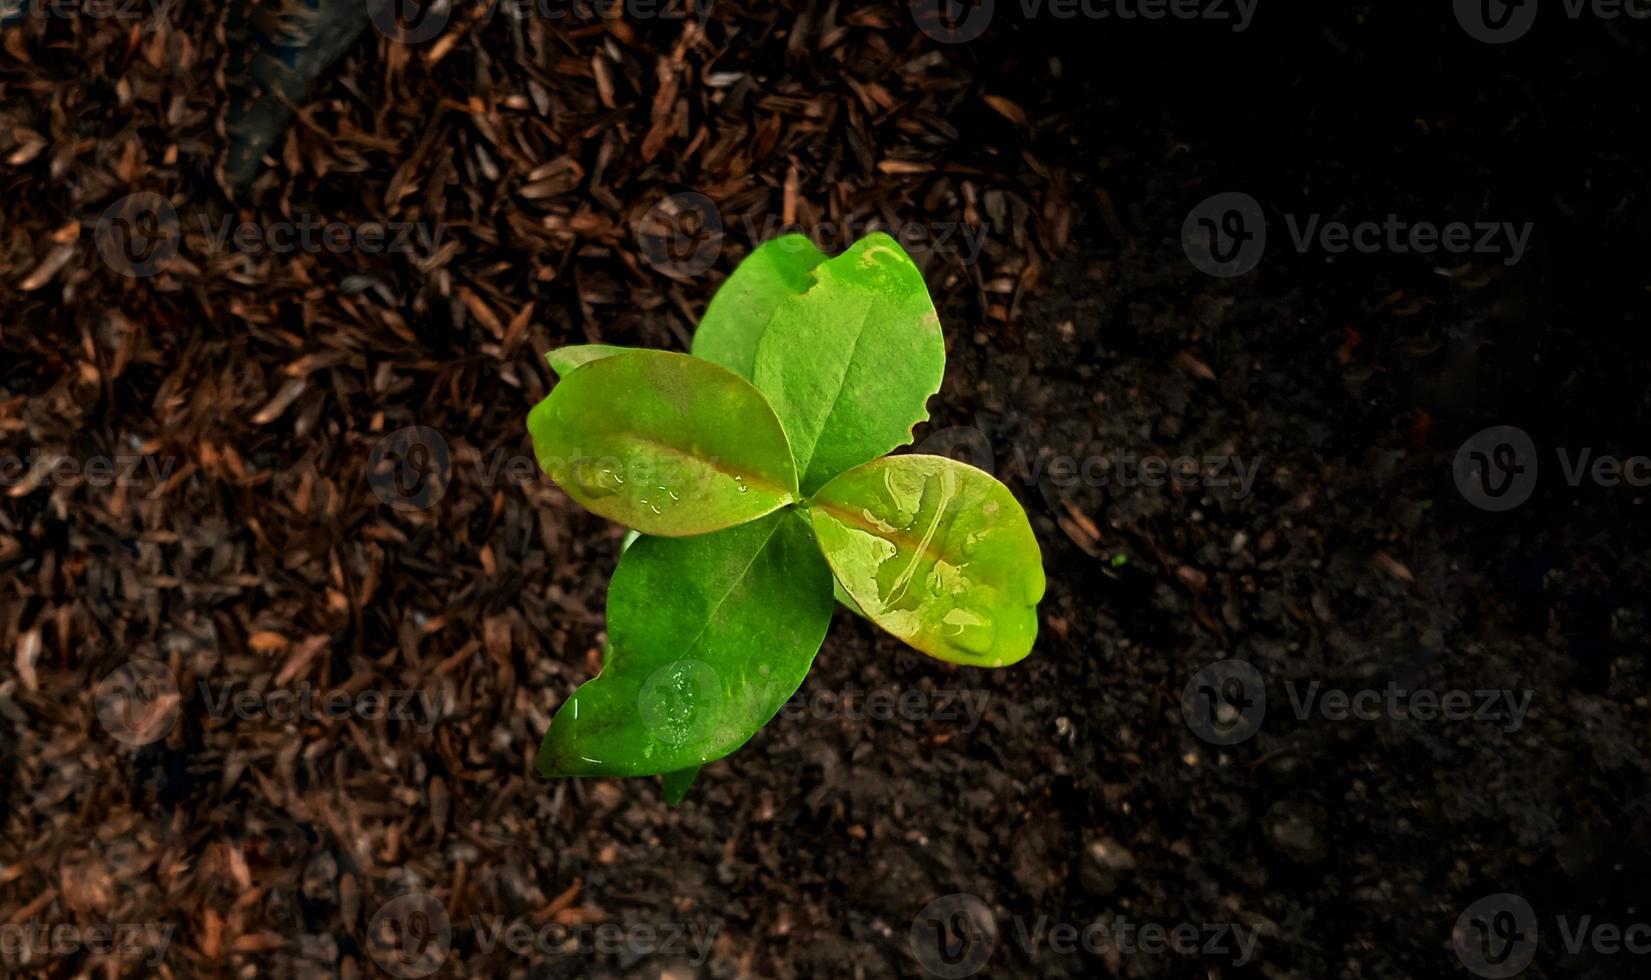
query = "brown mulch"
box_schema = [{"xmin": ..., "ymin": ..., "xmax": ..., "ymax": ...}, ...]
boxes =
[{"xmin": 1, "ymin": 3, "xmax": 1065, "ymax": 976}]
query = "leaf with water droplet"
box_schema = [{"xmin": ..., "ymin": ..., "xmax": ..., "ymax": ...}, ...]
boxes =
[
  {"xmin": 691, "ymin": 234, "xmax": 828, "ymax": 380},
  {"xmin": 807, "ymin": 454, "xmax": 1045, "ymax": 667},
  {"xmin": 751, "ymin": 233, "xmax": 946, "ymax": 494},
  {"xmin": 545, "ymin": 343, "xmax": 636, "ymax": 378},
  {"xmin": 537, "ymin": 510, "xmax": 834, "ymax": 777},
  {"xmin": 527, "ymin": 350, "xmax": 798, "ymax": 536}
]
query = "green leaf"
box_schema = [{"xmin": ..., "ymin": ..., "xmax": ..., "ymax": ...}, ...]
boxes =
[
  {"xmin": 806, "ymin": 455, "xmax": 1045, "ymax": 667},
  {"xmin": 537, "ymin": 510, "xmax": 834, "ymax": 777},
  {"xmin": 547, "ymin": 344, "xmax": 634, "ymax": 378},
  {"xmin": 661, "ymin": 767, "xmax": 700, "ymax": 805},
  {"xmin": 691, "ymin": 234, "xmax": 828, "ymax": 379},
  {"xmin": 752, "ymin": 233, "xmax": 945, "ymax": 494},
  {"xmin": 527, "ymin": 350, "xmax": 798, "ymax": 536}
]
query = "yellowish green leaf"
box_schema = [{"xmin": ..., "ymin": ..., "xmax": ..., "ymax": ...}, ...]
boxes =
[{"xmin": 807, "ymin": 454, "xmax": 1044, "ymax": 667}]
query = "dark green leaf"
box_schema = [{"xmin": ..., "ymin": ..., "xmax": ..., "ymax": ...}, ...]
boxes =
[
  {"xmin": 807, "ymin": 455, "xmax": 1045, "ymax": 667},
  {"xmin": 752, "ymin": 233, "xmax": 945, "ymax": 493},
  {"xmin": 537, "ymin": 510, "xmax": 834, "ymax": 777},
  {"xmin": 661, "ymin": 767, "xmax": 700, "ymax": 805},
  {"xmin": 691, "ymin": 234, "xmax": 828, "ymax": 379},
  {"xmin": 526, "ymin": 350, "xmax": 798, "ymax": 536}
]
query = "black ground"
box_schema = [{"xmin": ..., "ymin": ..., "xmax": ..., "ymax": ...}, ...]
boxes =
[{"xmin": 2, "ymin": 3, "xmax": 1648, "ymax": 979}]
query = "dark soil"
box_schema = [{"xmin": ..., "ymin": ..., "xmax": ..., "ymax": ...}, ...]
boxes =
[{"xmin": 2, "ymin": 3, "xmax": 1649, "ymax": 979}]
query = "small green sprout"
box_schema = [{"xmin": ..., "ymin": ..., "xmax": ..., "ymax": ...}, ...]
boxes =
[{"xmin": 526, "ymin": 233, "xmax": 1045, "ymax": 800}]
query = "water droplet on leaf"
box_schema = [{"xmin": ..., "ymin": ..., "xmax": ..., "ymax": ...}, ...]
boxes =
[
  {"xmin": 941, "ymin": 607, "xmax": 996, "ymax": 657},
  {"xmin": 573, "ymin": 461, "xmax": 624, "ymax": 499}
]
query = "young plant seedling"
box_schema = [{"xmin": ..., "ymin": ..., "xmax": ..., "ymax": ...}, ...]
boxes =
[{"xmin": 526, "ymin": 232, "xmax": 1045, "ymax": 802}]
